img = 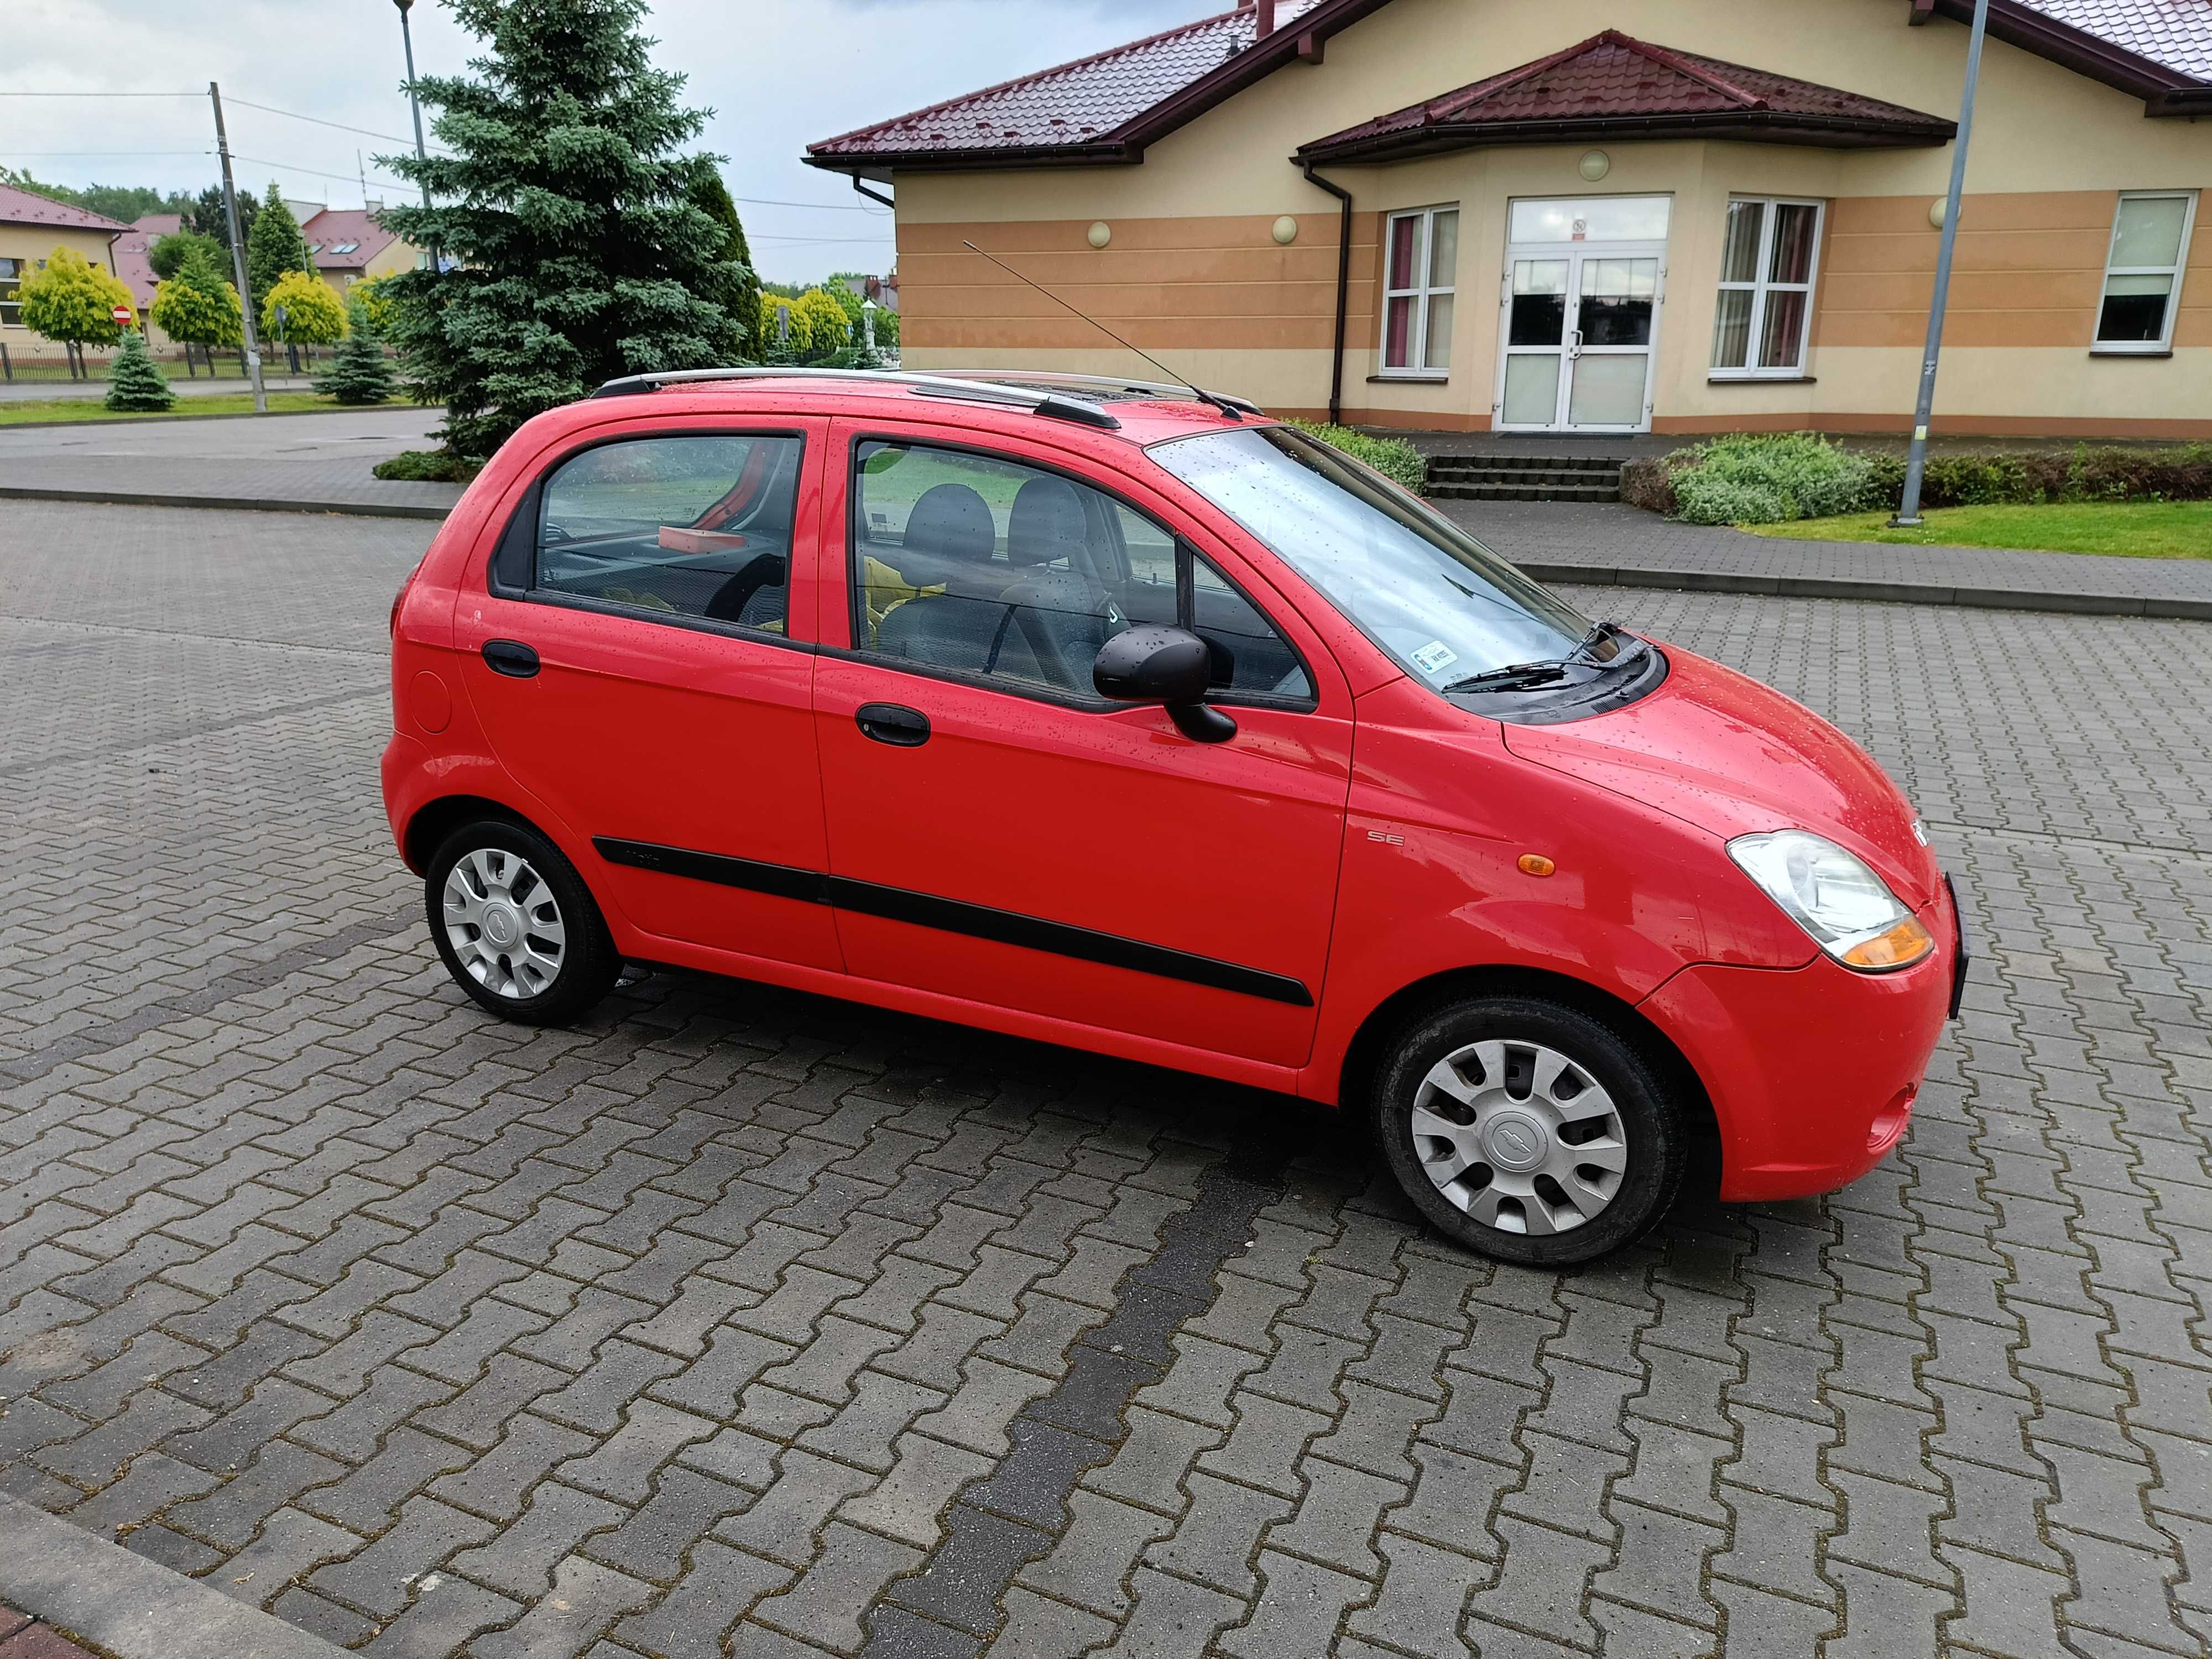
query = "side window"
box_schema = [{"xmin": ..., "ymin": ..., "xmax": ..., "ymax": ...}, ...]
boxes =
[
  {"xmin": 535, "ymin": 434, "xmax": 802, "ymax": 633},
  {"xmin": 851, "ymin": 440, "xmax": 1311, "ymax": 705}
]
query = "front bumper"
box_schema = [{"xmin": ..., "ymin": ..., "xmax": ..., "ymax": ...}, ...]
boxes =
[{"xmin": 1642, "ymin": 889, "xmax": 1958, "ymax": 1202}]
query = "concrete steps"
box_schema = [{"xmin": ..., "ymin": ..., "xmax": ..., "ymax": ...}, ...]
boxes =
[{"xmin": 1425, "ymin": 451, "xmax": 1623, "ymax": 502}]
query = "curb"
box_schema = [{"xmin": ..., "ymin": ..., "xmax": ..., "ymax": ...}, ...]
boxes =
[
  {"xmin": 0, "ymin": 484, "xmax": 453, "ymax": 521},
  {"xmin": 0, "ymin": 1495, "xmax": 348, "ymax": 1659},
  {"xmin": 1515, "ymin": 559, "xmax": 2212, "ymax": 623}
]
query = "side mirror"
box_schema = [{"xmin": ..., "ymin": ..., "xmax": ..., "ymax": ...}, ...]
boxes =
[{"xmin": 1093, "ymin": 624, "xmax": 1236, "ymax": 743}]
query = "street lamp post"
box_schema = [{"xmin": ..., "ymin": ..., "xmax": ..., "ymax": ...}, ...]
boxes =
[
  {"xmin": 393, "ymin": 0, "xmax": 434, "ymax": 214},
  {"xmin": 1891, "ymin": 0, "xmax": 1992, "ymax": 528}
]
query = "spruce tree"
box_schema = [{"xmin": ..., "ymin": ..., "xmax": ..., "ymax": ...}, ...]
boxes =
[
  {"xmin": 319, "ymin": 295, "xmax": 396, "ymax": 405},
  {"xmin": 105, "ymin": 330, "xmax": 175, "ymax": 412},
  {"xmin": 687, "ymin": 171, "xmax": 762, "ymax": 363},
  {"xmin": 246, "ymin": 182, "xmax": 310, "ymax": 310},
  {"xmin": 374, "ymin": 0, "xmax": 750, "ymax": 458}
]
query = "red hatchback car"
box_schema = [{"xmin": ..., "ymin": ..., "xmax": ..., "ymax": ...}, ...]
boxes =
[{"xmin": 383, "ymin": 369, "xmax": 1964, "ymax": 1265}]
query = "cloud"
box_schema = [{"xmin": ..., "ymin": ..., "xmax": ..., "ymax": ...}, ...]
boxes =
[{"xmin": 0, "ymin": 0, "xmax": 1212, "ymax": 282}]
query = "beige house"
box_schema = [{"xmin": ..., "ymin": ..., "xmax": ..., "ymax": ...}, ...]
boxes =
[
  {"xmin": 0, "ymin": 184, "xmax": 127, "ymax": 350},
  {"xmin": 808, "ymin": 0, "xmax": 2212, "ymax": 437},
  {"xmin": 302, "ymin": 207, "xmax": 421, "ymax": 302}
]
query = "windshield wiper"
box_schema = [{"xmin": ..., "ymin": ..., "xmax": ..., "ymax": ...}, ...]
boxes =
[
  {"xmin": 1443, "ymin": 661, "xmax": 1572, "ymax": 693},
  {"xmin": 1567, "ymin": 619, "xmax": 1647, "ymax": 667}
]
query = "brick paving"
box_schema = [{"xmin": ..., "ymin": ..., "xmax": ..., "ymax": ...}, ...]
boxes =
[{"xmin": 2, "ymin": 498, "xmax": 2210, "ymax": 1658}]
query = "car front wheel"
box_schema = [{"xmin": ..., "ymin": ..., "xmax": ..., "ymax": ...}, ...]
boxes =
[
  {"xmin": 425, "ymin": 818, "xmax": 619, "ymax": 1025},
  {"xmin": 1372, "ymin": 995, "xmax": 1684, "ymax": 1266}
]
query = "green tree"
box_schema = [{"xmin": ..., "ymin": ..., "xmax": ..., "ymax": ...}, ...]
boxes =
[
  {"xmin": 0, "ymin": 168, "xmax": 190, "ymax": 224},
  {"xmin": 149, "ymin": 229, "xmax": 224, "ymax": 282},
  {"xmin": 318, "ymin": 294, "xmax": 396, "ymax": 405},
  {"xmin": 352, "ymin": 273, "xmax": 398, "ymax": 334},
  {"xmin": 104, "ymin": 329, "xmax": 175, "ymax": 412},
  {"xmin": 372, "ymin": 0, "xmax": 751, "ymax": 457},
  {"xmin": 686, "ymin": 169, "xmax": 762, "ymax": 362},
  {"xmin": 246, "ymin": 182, "xmax": 310, "ymax": 309},
  {"xmin": 17, "ymin": 246, "xmax": 134, "ymax": 375},
  {"xmin": 786, "ymin": 288, "xmax": 851, "ymax": 363},
  {"xmin": 262, "ymin": 270, "xmax": 347, "ymax": 351},
  {"xmin": 150, "ymin": 245, "xmax": 244, "ymax": 367},
  {"xmin": 184, "ymin": 184, "xmax": 256, "ymax": 255}
]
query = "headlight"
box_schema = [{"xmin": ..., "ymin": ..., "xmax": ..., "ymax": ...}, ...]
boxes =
[{"xmin": 1728, "ymin": 830, "xmax": 1934, "ymax": 972}]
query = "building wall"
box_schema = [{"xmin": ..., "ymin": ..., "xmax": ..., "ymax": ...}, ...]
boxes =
[
  {"xmin": 0, "ymin": 226, "xmax": 124, "ymax": 345},
  {"xmin": 886, "ymin": 0, "xmax": 2212, "ymax": 434}
]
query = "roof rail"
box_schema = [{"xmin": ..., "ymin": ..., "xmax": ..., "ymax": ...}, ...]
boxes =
[
  {"xmin": 587, "ymin": 365, "xmax": 1122, "ymax": 430},
  {"xmin": 925, "ymin": 369, "xmax": 1264, "ymax": 415}
]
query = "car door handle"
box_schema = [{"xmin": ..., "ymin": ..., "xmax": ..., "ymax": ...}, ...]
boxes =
[
  {"xmin": 482, "ymin": 639, "xmax": 539, "ymax": 679},
  {"xmin": 855, "ymin": 702, "xmax": 930, "ymax": 747}
]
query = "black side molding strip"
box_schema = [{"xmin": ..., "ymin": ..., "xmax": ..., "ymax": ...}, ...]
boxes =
[{"xmin": 590, "ymin": 836, "xmax": 1312, "ymax": 1008}]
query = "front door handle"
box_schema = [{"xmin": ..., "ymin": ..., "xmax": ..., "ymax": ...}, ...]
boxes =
[
  {"xmin": 855, "ymin": 702, "xmax": 930, "ymax": 747},
  {"xmin": 482, "ymin": 639, "xmax": 539, "ymax": 678}
]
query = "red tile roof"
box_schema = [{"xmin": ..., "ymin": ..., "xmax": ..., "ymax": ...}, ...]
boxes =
[
  {"xmin": 0, "ymin": 182, "xmax": 128, "ymax": 234},
  {"xmin": 301, "ymin": 207, "xmax": 398, "ymax": 272},
  {"xmin": 2017, "ymin": 0, "xmax": 2212, "ymax": 78},
  {"xmin": 111, "ymin": 216, "xmax": 183, "ymax": 309},
  {"xmin": 1301, "ymin": 31, "xmax": 1956, "ymax": 161},
  {"xmin": 807, "ymin": 0, "xmax": 2209, "ymax": 173},
  {"xmin": 808, "ymin": 1, "xmax": 1324, "ymax": 168}
]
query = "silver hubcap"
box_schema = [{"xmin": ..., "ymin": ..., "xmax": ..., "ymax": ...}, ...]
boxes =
[
  {"xmin": 441, "ymin": 848, "xmax": 566, "ymax": 1000},
  {"xmin": 1410, "ymin": 1039, "xmax": 1629, "ymax": 1236}
]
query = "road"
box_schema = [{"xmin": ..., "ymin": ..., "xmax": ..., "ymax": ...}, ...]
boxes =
[{"xmin": 1, "ymin": 498, "xmax": 2206, "ymax": 1659}]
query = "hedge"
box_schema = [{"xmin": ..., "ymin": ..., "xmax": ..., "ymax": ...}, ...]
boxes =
[
  {"xmin": 1624, "ymin": 435, "xmax": 2212, "ymax": 523},
  {"xmin": 1279, "ymin": 418, "xmax": 1429, "ymax": 495}
]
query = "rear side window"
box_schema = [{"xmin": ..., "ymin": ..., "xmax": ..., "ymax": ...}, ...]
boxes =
[
  {"xmin": 533, "ymin": 434, "xmax": 802, "ymax": 633},
  {"xmin": 850, "ymin": 440, "xmax": 1311, "ymax": 703}
]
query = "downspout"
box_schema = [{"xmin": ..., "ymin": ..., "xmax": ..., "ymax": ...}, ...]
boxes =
[
  {"xmin": 850, "ymin": 175, "xmax": 895, "ymax": 210},
  {"xmin": 1300, "ymin": 159, "xmax": 1352, "ymax": 425}
]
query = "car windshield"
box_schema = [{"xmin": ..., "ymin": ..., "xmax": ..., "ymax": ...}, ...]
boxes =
[{"xmin": 1148, "ymin": 425, "xmax": 1593, "ymax": 691}]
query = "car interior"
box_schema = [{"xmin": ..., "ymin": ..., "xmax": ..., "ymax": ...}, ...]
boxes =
[
  {"xmin": 853, "ymin": 443, "xmax": 1311, "ymax": 700},
  {"xmin": 535, "ymin": 436, "xmax": 801, "ymax": 633}
]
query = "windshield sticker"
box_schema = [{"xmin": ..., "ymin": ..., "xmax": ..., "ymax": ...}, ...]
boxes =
[{"xmin": 1410, "ymin": 640, "xmax": 1459, "ymax": 676}]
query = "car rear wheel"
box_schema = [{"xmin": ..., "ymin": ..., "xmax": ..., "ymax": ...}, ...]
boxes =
[
  {"xmin": 425, "ymin": 818, "xmax": 619, "ymax": 1025},
  {"xmin": 1371, "ymin": 995, "xmax": 1683, "ymax": 1266}
]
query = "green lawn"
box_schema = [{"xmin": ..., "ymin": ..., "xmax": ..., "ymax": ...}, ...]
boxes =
[
  {"xmin": 0, "ymin": 392, "xmax": 368, "ymax": 426},
  {"xmin": 1745, "ymin": 501, "xmax": 2212, "ymax": 559}
]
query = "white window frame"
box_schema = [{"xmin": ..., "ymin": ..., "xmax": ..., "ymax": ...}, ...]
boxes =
[
  {"xmin": 1709, "ymin": 196, "xmax": 1824, "ymax": 380},
  {"xmin": 1378, "ymin": 204, "xmax": 1458, "ymax": 380},
  {"xmin": 2093, "ymin": 189, "xmax": 2198, "ymax": 355}
]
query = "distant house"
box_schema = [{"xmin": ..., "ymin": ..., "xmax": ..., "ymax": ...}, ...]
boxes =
[
  {"xmin": 0, "ymin": 183, "xmax": 127, "ymax": 348},
  {"xmin": 112, "ymin": 213, "xmax": 180, "ymax": 343},
  {"xmin": 810, "ymin": 0, "xmax": 2212, "ymax": 439},
  {"xmin": 301, "ymin": 206, "xmax": 421, "ymax": 300}
]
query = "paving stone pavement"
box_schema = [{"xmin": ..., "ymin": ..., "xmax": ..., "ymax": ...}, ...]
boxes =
[{"xmin": 3, "ymin": 499, "xmax": 2210, "ymax": 1659}]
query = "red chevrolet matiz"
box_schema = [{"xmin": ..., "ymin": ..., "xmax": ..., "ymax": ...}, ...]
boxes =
[{"xmin": 383, "ymin": 369, "xmax": 1965, "ymax": 1264}]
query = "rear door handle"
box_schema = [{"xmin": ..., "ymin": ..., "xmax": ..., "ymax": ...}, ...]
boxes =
[
  {"xmin": 855, "ymin": 702, "xmax": 930, "ymax": 747},
  {"xmin": 482, "ymin": 639, "xmax": 539, "ymax": 678}
]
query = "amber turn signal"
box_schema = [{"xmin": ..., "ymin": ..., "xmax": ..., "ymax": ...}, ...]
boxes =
[
  {"xmin": 1839, "ymin": 915, "xmax": 1936, "ymax": 971},
  {"xmin": 1517, "ymin": 854, "xmax": 1556, "ymax": 878}
]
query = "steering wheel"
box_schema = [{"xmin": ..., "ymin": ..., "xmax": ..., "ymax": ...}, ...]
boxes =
[{"xmin": 702, "ymin": 551, "xmax": 787, "ymax": 623}]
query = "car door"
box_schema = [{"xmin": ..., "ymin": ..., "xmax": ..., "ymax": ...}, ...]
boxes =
[
  {"xmin": 453, "ymin": 416, "xmax": 844, "ymax": 971},
  {"xmin": 813, "ymin": 419, "xmax": 1353, "ymax": 1069}
]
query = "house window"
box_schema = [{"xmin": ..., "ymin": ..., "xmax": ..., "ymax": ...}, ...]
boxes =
[
  {"xmin": 1710, "ymin": 197, "xmax": 1823, "ymax": 377},
  {"xmin": 0, "ymin": 258, "xmax": 19, "ymax": 327},
  {"xmin": 1380, "ymin": 205, "xmax": 1458, "ymax": 377},
  {"xmin": 2095, "ymin": 191, "xmax": 2196, "ymax": 353}
]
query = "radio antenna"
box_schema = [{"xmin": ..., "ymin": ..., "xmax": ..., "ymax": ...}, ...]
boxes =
[{"xmin": 962, "ymin": 239, "xmax": 1243, "ymax": 420}]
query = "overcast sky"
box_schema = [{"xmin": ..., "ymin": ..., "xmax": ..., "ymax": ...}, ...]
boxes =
[{"xmin": 1, "ymin": 0, "xmax": 1211, "ymax": 283}]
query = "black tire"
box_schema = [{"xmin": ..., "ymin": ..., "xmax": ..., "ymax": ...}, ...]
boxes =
[
  {"xmin": 1371, "ymin": 995, "xmax": 1683, "ymax": 1266},
  {"xmin": 425, "ymin": 818, "xmax": 619, "ymax": 1025}
]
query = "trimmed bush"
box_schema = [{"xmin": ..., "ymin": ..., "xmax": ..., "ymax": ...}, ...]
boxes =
[
  {"xmin": 1639, "ymin": 433, "xmax": 2212, "ymax": 522},
  {"xmin": 1671, "ymin": 433, "xmax": 1875, "ymax": 524},
  {"xmin": 1279, "ymin": 419, "xmax": 1428, "ymax": 494},
  {"xmin": 373, "ymin": 449, "xmax": 481, "ymax": 484}
]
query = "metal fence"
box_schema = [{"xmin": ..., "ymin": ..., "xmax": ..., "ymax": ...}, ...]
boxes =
[{"xmin": 0, "ymin": 341, "xmax": 359, "ymax": 383}]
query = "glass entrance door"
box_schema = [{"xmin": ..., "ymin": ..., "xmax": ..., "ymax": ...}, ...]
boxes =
[
  {"xmin": 1494, "ymin": 196, "xmax": 1669, "ymax": 434},
  {"xmin": 1499, "ymin": 252, "xmax": 1661, "ymax": 431}
]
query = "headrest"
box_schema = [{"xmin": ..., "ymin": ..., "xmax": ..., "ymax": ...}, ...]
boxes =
[
  {"xmin": 902, "ymin": 483, "xmax": 997, "ymax": 565},
  {"xmin": 1005, "ymin": 474, "xmax": 1089, "ymax": 567}
]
